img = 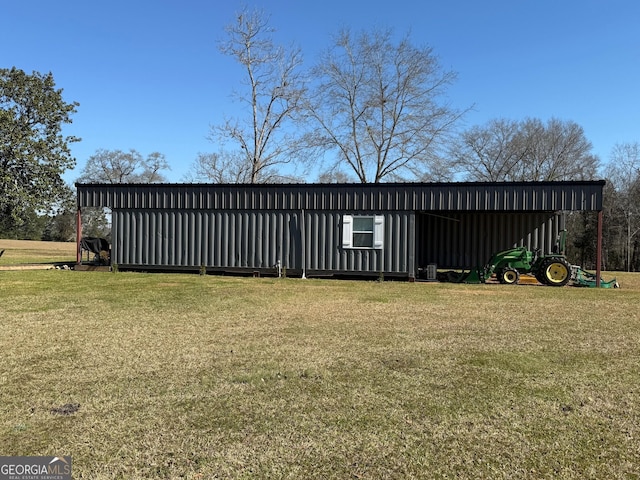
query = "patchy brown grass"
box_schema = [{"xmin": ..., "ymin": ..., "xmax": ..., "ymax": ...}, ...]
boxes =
[
  {"xmin": 1, "ymin": 268, "xmax": 639, "ymax": 479},
  {"xmin": 0, "ymin": 239, "xmax": 76, "ymax": 264}
]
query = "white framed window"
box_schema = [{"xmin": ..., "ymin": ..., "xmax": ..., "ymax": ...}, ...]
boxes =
[{"xmin": 342, "ymin": 214, "xmax": 384, "ymax": 249}]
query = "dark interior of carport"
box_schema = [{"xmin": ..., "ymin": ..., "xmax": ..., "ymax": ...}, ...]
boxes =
[{"xmin": 415, "ymin": 210, "xmax": 562, "ymax": 271}]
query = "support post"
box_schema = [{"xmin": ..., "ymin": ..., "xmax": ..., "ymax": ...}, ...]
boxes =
[
  {"xmin": 300, "ymin": 209, "xmax": 306, "ymax": 279},
  {"xmin": 596, "ymin": 210, "xmax": 603, "ymax": 288},
  {"xmin": 76, "ymin": 208, "xmax": 82, "ymax": 264}
]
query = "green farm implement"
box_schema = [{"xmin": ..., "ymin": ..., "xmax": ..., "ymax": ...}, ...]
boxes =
[{"xmin": 571, "ymin": 267, "xmax": 619, "ymax": 288}]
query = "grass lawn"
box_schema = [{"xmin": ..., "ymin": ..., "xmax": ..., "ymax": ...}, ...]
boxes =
[{"xmin": 1, "ymin": 245, "xmax": 639, "ymax": 478}]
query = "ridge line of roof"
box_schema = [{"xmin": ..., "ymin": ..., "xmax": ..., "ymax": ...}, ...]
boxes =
[{"xmin": 75, "ymin": 180, "xmax": 606, "ymax": 188}]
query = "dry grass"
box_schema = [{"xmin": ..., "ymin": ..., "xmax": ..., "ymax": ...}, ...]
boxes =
[
  {"xmin": 0, "ymin": 239, "xmax": 76, "ymax": 264},
  {"xmin": 1, "ymin": 240, "xmax": 639, "ymax": 478}
]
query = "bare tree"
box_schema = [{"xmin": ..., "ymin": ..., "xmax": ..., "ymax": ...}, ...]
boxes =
[
  {"xmin": 604, "ymin": 142, "xmax": 640, "ymax": 270},
  {"xmin": 76, "ymin": 149, "xmax": 170, "ymax": 240},
  {"xmin": 449, "ymin": 119, "xmax": 524, "ymax": 181},
  {"xmin": 187, "ymin": 151, "xmax": 304, "ymax": 184},
  {"xmin": 453, "ymin": 118, "xmax": 599, "ymax": 182},
  {"xmin": 207, "ymin": 7, "xmax": 306, "ymax": 183},
  {"xmin": 317, "ymin": 169, "xmax": 353, "ymax": 183},
  {"xmin": 305, "ymin": 28, "xmax": 464, "ymax": 183},
  {"xmin": 515, "ymin": 118, "xmax": 599, "ymax": 181},
  {"xmin": 77, "ymin": 149, "xmax": 170, "ymax": 184},
  {"xmin": 606, "ymin": 142, "xmax": 640, "ymax": 195},
  {"xmin": 188, "ymin": 152, "xmax": 252, "ymax": 183}
]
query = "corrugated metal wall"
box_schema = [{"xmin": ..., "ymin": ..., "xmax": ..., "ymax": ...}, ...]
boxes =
[
  {"xmin": 416, "ymin": 211, "xmax": 561, "ymax": 269},
  {"xmin": 114, "ymin": 210, "xmax": 300, "ymax": 270},
  {"xmin": 112, "ymin": 207, "xmax": 562, "ymax": 275},
  {"xmin": 112, "ymin": 209, "xmax": 412, "ymax": 275}
]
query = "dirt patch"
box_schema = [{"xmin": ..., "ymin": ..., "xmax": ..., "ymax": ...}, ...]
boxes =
[{"xmin": 51, "ymin": 403, "xmax": 80, "ymax": 415}]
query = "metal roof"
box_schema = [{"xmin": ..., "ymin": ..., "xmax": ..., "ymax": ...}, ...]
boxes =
[{"xmin": 76, "ymin": 180, "xmax": 605, "ymax": 212}]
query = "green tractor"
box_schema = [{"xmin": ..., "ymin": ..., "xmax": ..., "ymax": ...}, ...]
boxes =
[
  {"xmin": 456, "ymin": 230, "xmax": 616, "ymax": 287},
  {"xmin": 482, "ymin": 243, "xmax": 571, "ymax": 286},
  {"xmin": 459, "ymin": 243, "xmax": 571, "ymax": 286}
]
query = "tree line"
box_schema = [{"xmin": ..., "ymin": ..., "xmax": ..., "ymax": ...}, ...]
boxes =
[{"xmin": 1, "ymin": 7, "xmax": 638, "ymax": 270}]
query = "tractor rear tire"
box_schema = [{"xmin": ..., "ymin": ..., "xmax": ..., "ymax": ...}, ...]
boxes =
[
  {"xmin": 500, "ymin": 268, "xmax": 520, "ymax": 285},
  {"xmin": 540, "ymin": 257, "xmax": 571, "ymax": 287}
]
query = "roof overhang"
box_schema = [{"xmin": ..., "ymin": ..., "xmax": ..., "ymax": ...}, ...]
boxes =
[{"xmin": 76, "ymin": 180, "xmax": 606, "ymax": 212}]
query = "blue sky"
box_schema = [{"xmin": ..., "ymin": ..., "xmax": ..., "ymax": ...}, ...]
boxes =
[{"xmin": 2, "ymin": 0, "xmax": 639, "ymax": 183}]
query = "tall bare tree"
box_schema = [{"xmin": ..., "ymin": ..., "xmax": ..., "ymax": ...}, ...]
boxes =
[
  {"xmin": 305, "ymin": 28, "xmax": 464, "ymax": 183},
  {"xmin": 452, "ymin": 118, "xmax": 599, "ymax": 181},
  {"xmin": 449, "ymin": 119, "xmax": 524, "ymax": 181},
  {"xmin": 207, "ymin": 7, "xmax": 306, "ymax": 183},
  {"xmin": 516, "ymin": 118, "xmax": 598, "ymax": 181},
  {"xmin": 188, "ymin": 152, "xmax": 252, "ymax": 184},
  {"xmin": 604, "ymin": 142, "xmax": 640, "ymax": 270}
]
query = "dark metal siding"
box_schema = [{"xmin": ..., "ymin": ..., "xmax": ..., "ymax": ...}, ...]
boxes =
[
  {"xmin": 112, "ymin": 209, "xmax": 412, "ymax": 275},
  {"xmin": 112, "ymin": 208, "xmax": 561, "ymax": 274},
  {"xmin": 78, "ymin": 181, "xmax": 605, "ymax": 212},
  {"xmin": 114, "ymin": 210, "xmax": 299, "ymax": 270}
]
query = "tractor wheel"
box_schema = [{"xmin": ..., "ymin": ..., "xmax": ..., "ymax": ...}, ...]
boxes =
[
  {"xmin": 540, "ymin": 257, "xmax": 571, "ymax": 287},
  {"xmin": 500, "ymin": 268, "xmax": 520, "ymax": 285},
  {"xmin": 534, "ymin": 266, "xmax": 548, "ymax": 285}
]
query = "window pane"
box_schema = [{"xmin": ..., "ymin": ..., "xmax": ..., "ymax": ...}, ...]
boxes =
[
  {"xmin": 353, "ymin": 217, "xmax": 373, "ymax": 232},
  {"xmin": 353, "ymin": 232, "xmax": 373, "ymax": 247}
]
